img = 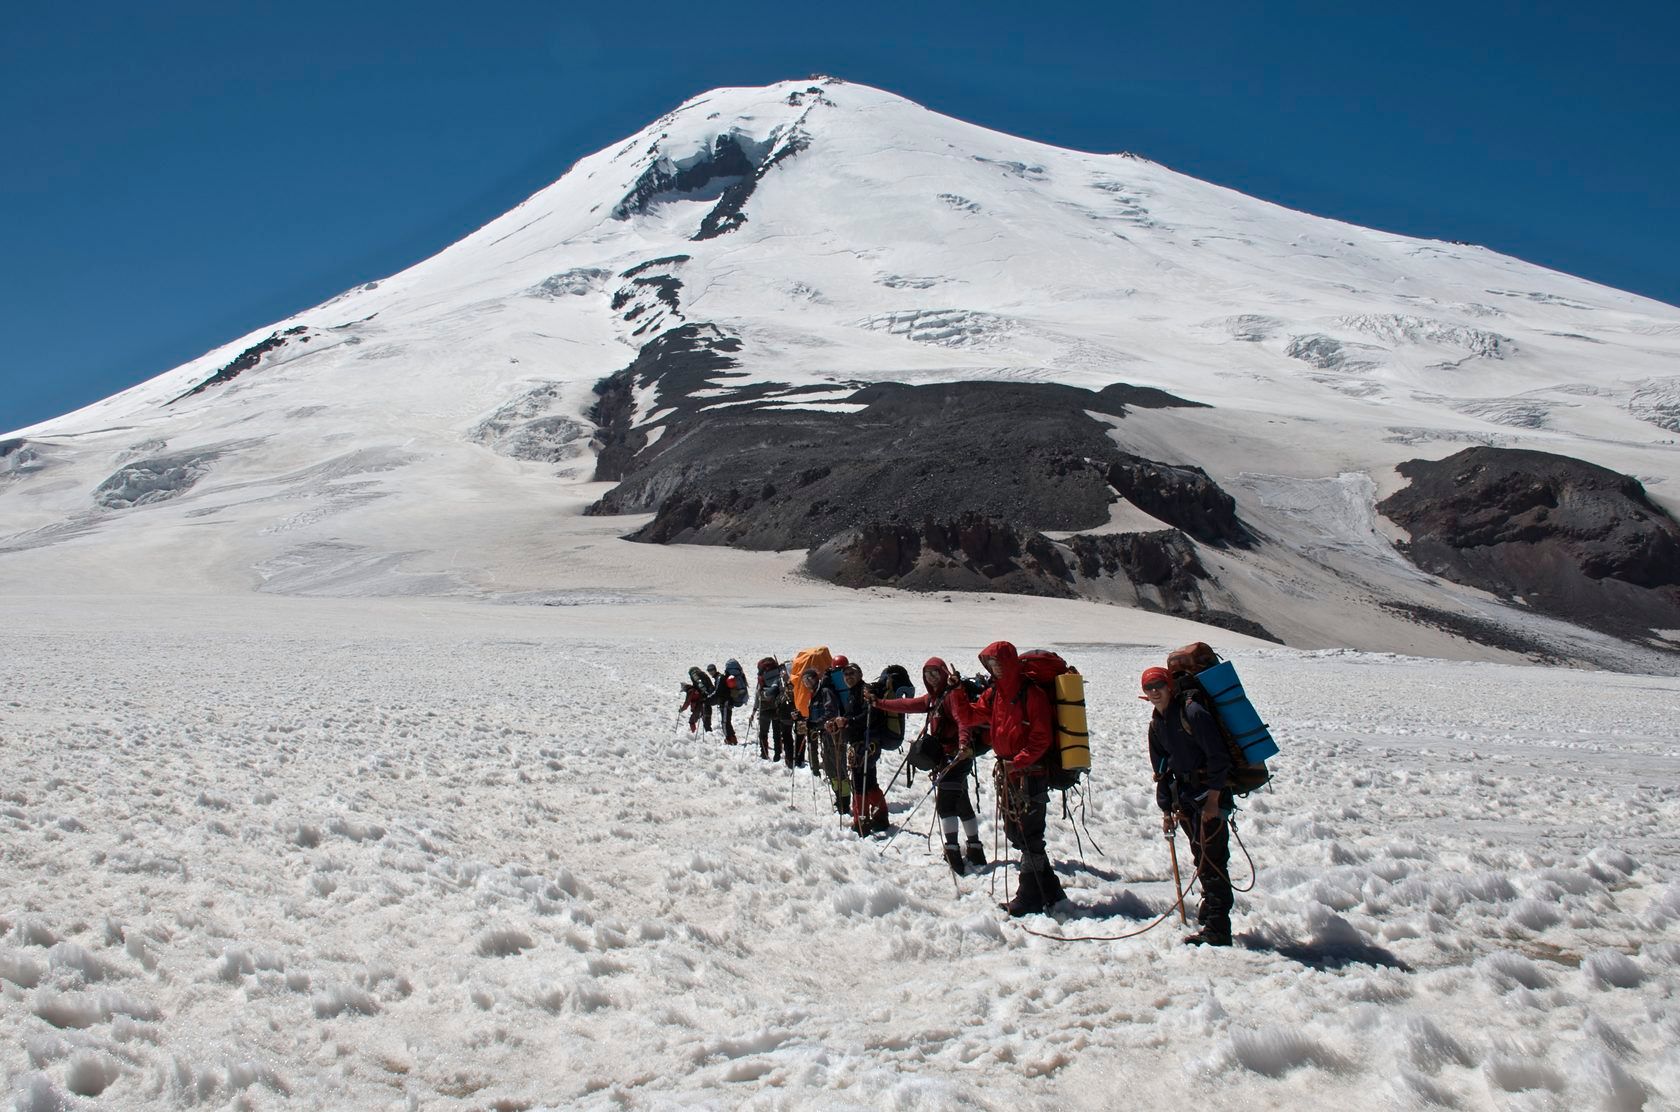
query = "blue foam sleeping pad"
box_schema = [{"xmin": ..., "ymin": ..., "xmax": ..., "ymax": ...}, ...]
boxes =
[{"xmin": 1196, "ymin": 661, "xmax": 1279, "ymax": 762}]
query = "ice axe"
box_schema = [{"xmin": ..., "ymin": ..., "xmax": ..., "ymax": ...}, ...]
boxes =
[{"xmin": 1166, "ymin": 826, "xmax": 1188, "ymax": 925}]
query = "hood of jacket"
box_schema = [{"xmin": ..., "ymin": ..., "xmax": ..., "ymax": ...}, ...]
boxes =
[
  {"xmin": 979, "ymin": 640, "xmax": 1020, "ymax": 701},
  {"xmin": 922, "ymin": 656, "xmax": 949, "ymax": 695}
]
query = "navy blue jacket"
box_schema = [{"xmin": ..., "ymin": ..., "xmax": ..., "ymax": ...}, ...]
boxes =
[{"xmin": 1148, "ymin": 697, "xmax": 1231, "ymax": 811}]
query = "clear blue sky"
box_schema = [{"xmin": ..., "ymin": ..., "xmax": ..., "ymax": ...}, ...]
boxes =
[{"xmin": 4, "ymin": 0, "xmax": 1675, "ymax": 432}]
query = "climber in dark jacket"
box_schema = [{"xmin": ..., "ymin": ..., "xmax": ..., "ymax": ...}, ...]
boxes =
[
  {"xmin": 755, "ymin": 657, "xmax": 795, "ymax": 765},
  {"xmin": 1143, "ymin": 665, "xmax": 1234, "ymax": 946},
  {"xmin": 805, "ymin": 667, "xmax": 850, "ymax": 815},
  {"xmin": 707, "ymin": 663, "xmax": 739, "ymax": 745},
  {"xmin": 831, "ymin": 662, "xmax": 888, "ymax": 835},
  {"xmin": 870, "ymin": 657, "xmax": 983, "ymax": 872}
]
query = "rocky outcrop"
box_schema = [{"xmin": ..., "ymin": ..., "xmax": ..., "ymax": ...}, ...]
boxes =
[
  {"xmin": 613, "ymin": 124, "xmax": 811, "ymax": 242},
  {"xmin": 1103, "ymin": 458, "xmax": 1247, "ymax": 546},
  {"xmin": 169, "ymin": 326, "xmax": 310, "ymax": 405},
  {"xmin": 613, "ymin": 137, "xmax": 758, "ymax": 220},
  {"xmin": 590, "ymin": 377, "xmax": 1249, "ymax": 550},
  {"xmin": 809, "ymin": 515, "xmax": 1076, "ymax": 597},
  {"xmin": 587, "ymin": 324, "xmax": 744, "ymax": 481},
  {"xmin": 582, "ymin": 323, "xmax": 1259, "ymax": 616},
  {"xmin": 805, "ymin": 516, "xmax": 1277, "ymax": 638},
  {"xmin": 1378, "ymin": 446, "xmax": 1680, "ymax": 644}
]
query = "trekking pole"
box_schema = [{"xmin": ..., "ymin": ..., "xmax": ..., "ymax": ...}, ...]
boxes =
[
  {"xmin": 883, "ymin": 746, "xmax": 913, "ymax": 795},
  {"xmin": 1166, "ymin": 827, "xmax": 1188, "ymax": 925}
]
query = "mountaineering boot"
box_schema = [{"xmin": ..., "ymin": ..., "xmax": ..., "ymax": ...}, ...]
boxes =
[
  {"xmin": 965, "ymin": 840, "xmax": 987, "ymax": 868},
  {"xmin": 871, "ymin": 809, "xmax": 889, "ymax": 835},
  {"xmin": 944, "ymin": 843, "xmax": 966, "ymax": 876},
  {"xmin": 835, "ymin": 794, "xmax": 851, "ymax": 816},
  {"xmin": 1003, "ymin": 870, "xmax": 1045, "ymax": 917},
  {"xmin": 1039, "ymin": 868, "xmax": 1067, "ymax": 909},
  {"xmin": 1183, "ymin": 927, "xmax": 1232, "ymax": 948}
]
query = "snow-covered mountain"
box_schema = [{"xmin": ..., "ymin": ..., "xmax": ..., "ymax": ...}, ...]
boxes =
[
  {"xmin": 4, "ymin": 76, "xmax": 1679, "ymax": 669},
  {"xmin": 6, "ymin": 79, "xmax": 1680, "ymax": 1110}
]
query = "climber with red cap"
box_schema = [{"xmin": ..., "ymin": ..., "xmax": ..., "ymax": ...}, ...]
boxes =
[{"xmin": 1142, "ymin": 665, "xmax": 1234, "ymax": 946}]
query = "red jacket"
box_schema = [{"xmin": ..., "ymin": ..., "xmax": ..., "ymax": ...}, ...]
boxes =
[
  {"xmin": 961, "ymin": 641, "xmax": 1052, "ymax": 773},
  {"xmin": 874, "ymin": 656, "xmax": 972, "ymax": 756}
]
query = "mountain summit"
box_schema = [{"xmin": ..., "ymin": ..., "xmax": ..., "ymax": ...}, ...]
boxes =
[{"xmin": 5, "ymin": 78, "xmax": 1679, "ymax": 669}]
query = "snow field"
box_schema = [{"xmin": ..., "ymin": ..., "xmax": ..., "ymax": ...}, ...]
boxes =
[{"xmin": 2, "ymin": 604, "xmax": 1677, "ymax": 1110}]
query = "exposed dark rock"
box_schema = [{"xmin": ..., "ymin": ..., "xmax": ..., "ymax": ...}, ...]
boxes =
[
  {"xmin": 805, "ymin": 516, "xmax": 1279, "ymax": 639},
  {"xmin": 1064, "ymin": 530, "xmax": 1203, "ymax": 588},
  {"xmin": 0, "ymin": 438, "xmax": 22, "ymax": 458},
  {"xmin": 1379, "ymin": 447, "xmax": 1680, "ymax": 645},
  {"xmin": 613, "ymin": 136, "xmax": 757, "ymax": 220},
  {"xmin": 1095, "ymin": 382, "xmax": 1212, "ymax": 411},
  {"xmin": 589, "ymin": 375, "xmax": 1246, "ymax": 551},
  {"xmin": 694, "ymin": 131, "xmax": 809, "ymax": 241},
  {"xmin": 169, "ymin": 325, "xmax": 309, "ymax": 405},
  {"xmin": 620, "ymin": 255, "xmax": 692, "ymax": 278},
  {"xmin": 1103, "ymin": 458, "xmax": 1247, "ymax": 546},
  {"xmin": 611, "ymin": 126, "xmax": 810, "ymax": 242},
  {"xmin": 809, "ymin": 515, "xmax": 1076, "ymax": 598},
  {"xmin": 582, "ymin": 322, "xmax": 1256, "ymax": 613},
  {"xmin": 612, "ymin": 276, "xmax": 682, "ymax": 317},
  {"xmin": 610, "ymin": 257, "xmax": 691, "ymax": 336},
  {"xmin": 587, "ymin": 324, "xmax": 744, "ymax": 481}
]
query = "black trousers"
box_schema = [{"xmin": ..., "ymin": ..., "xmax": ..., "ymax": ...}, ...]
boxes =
[
  {"xmin": 1005, "ymin": 772, "xmax": 1049, "ymax": 860},
  {"xmin": 759, "ymin": 714, "xmax": 793, "ymax": 762},
  {"xmin": 1184, "ymin": 808, "xmax": 1232, "ymax": 932},
  {"xmin": 935, "ymin": 758, "xmax": 976, "ymax": 822}
]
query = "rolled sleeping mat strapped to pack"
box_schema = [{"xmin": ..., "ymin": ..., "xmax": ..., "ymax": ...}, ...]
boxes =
[
  {"xmin": 1195, "ymin": 661, "xmax": 1279, "ymax": 763},
  {"xmin": 1053, "ymin": 671, "xmax": 1090, "ymax": 774}
]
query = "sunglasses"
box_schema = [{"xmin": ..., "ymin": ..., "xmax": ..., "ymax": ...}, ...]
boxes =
[{"xmin": 1141, "ymin": 681, "xmax": 1169, "ymax": 693}]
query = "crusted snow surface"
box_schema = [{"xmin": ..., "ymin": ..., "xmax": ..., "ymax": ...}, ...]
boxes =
[{"xmin": 1, "ymin": 595, "xmax": 1678, "ymax": 1110}]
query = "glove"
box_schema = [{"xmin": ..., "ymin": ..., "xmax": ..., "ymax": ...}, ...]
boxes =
[{"xmin": 1009, "ymin": 753, "xmax": 1036, "ymax": 774}]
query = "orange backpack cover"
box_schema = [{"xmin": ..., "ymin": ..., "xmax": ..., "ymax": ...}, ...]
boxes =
[{"xmin": 789, "ymin": 646, "xmax": 834, "ymax": 716}]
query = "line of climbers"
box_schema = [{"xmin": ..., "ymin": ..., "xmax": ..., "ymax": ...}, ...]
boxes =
[{"xmin": 674, "ymin": 641, "xmax": 1277, "ymax": 939}]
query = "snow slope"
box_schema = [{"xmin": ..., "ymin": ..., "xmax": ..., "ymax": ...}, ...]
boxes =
[{"xmin": 2, "ymin": 594, "xmax": 1677, "ymax": 1109}]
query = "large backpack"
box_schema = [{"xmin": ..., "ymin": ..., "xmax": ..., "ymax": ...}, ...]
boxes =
[
  {"xmin": 826, "ymin": 667, "xmax": 856, "ymax": 716},
  {"xmin": 757, "ymin": 658, "xmax": 792, "ymax": 714},
  {"xmin": 867, "ymin": 665, "xmax": 915, "ymax": 749},
  {"xmin": 687, "ymin": 666, "xmax": 714, "ymax": 700},
  {"xmin": 723, "ymin": 659, "xmax": 750, "ymax": 708},
  {"xmin": 1166, "ymin": 642, "xmax": 1276, "ymax": 796},
  {"xmin": 1015, "ymin": 650, "xmax": 1090, "ymax": 790},
  {"xmin": 788, "ymin": 646, "xmax": 833, "ymax": 717}
]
